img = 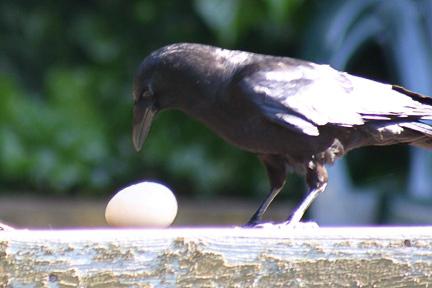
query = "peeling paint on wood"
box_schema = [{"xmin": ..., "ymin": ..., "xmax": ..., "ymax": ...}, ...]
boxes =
[{"xmin": 1, "ymin": 227, "xmax": 432, "ymax": 287}]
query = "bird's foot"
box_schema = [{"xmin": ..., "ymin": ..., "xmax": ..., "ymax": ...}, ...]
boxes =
[
  {"xmin": 240, "ymin": 219, "xmax": 319, "ymax": 229},
  {"xmin": 0, "ymin": 222, "xmax": 15, "ymax": 231},
  {"xmin": 241, "ymin": 220, "xmax": 273, "ymax": 228},
  {"xmin": 278, "ymin": 220, "xmax": 319, "ymax": 230},
  {"xmin": 241, "ymin": 220, "xmax": 319, "ymax": 229}
]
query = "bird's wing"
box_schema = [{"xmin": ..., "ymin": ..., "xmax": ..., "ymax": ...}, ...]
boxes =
[{"xmin": 236, "ymin": 61, "xmax": 432, "ymax": 136}]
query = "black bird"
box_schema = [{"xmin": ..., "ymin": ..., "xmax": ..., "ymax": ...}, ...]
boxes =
[{"xmin": 132, "ymin": 43, "xmax": 432, "ymax": 227}]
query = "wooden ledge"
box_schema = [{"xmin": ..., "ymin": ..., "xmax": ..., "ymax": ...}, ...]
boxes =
[{"xmin": 1, "ymin": 227, "xmax": 432, "ymax": 287}]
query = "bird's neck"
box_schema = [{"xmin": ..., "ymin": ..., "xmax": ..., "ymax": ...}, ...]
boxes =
[
  {"xmin": 159, "ymin": 48, "xmax": 249, "ymax": 118},
  {"xmin": 165, "ymin": 64, "xmax": 230, "ymax": 113}
]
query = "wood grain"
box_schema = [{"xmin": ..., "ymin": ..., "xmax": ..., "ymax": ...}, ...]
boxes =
[{"xmin": 1, "ymin": 227, "xmax": 432, "ymax": 287}]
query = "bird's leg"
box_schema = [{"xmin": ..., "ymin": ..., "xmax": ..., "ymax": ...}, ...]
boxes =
[
  {"xmin": 244, "ymin": 185, "xmax": 284, "ymax": 227},
  {"xmin": 285, "ymin": 161, "xmax": 328, "ymax": 226},
  {"xmin": 244, "ymin": 155, "xmax": 287, "ymax": 227}
]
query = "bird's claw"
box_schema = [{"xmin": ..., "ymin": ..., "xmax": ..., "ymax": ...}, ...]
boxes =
[
  {"xmin": 0, "ymin": 222, "xmax": 15, "ymax": 231},
  {"xmin": 279, "ymin": 220, "xmax": 320, "ymax": 230},
  {"xmin": 241, "ymin": 219, "xmax": 275, "ymax": 228},
  {"xmin": 240, "ymin": 220, "xmax": 319, "ymax": 229}
]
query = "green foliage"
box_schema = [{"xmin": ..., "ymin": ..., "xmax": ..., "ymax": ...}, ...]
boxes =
[
  {"xmin": 195, "ymin": 0, "xmax": 299, "ymax": 44},
  {"xmin": 0, "ymin": 0, "xmax": 301, "ymax": 197},
  {"xmin": 0, "ymin": 70, "xmax": 109, "ymax": 191}
]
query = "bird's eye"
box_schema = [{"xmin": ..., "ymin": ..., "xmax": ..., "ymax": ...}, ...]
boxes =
[
  {"xmin": 141, "ymin": 90, "xmax": 152, "ymax": 99},
  {"xmin": 134, "ymin": 85, "xmax": 158, "ymax": 108},
  {"xmin": 134, "ymin": 90, "xmax": 152, "ymax": 104}
]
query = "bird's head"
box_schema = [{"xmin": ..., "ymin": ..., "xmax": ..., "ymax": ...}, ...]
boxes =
[
  {"xmin": 132, "ymin": 43, "xmax": 205, "ymax": 151},
  {"xmin": 132, "ymin": 43, "xmax": 244, "ymax": 151}
]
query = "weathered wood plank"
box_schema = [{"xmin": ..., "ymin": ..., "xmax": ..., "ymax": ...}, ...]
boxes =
[{"xmin": 1, "ymin": 227, "xmax": 432, "ymax": 287}]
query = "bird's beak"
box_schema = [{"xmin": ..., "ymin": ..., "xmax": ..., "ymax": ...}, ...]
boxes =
[{"xmin": 132, "ymin": 99, "xmax": 157, "ymax": 151}]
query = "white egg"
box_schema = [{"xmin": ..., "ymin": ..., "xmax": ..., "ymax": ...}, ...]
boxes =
[{"xmin": 105, "ymin": 181, "xmax": 177, "ymax": 228}]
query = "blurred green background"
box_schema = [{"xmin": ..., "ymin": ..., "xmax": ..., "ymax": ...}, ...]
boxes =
[{"xmin": 1, "ymin": 0, "xmax": 432, "ymax": 227}]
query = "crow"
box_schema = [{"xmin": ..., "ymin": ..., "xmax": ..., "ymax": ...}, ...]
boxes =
[{"xmin": 132, "ymin": 43, "xmax": 432, "ymax": 227}]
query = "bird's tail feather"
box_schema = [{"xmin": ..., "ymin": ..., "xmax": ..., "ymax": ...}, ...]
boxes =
[
  {"xmin": 390, "ymin": 85, "xmax": 432, "ymax": 148},
  {"xmin": 400, "ymin": 122, "xmax": 432, "ymax": 137},
  {"xmin": 400, "ymin": 122, "xmax": 432, "ymax": 149},
  {"xmin": 367, "ymin": 119, "xmax": 432, "ymax": 149},
  {"xmin": 392, "ymin": 85, "xmax": 432, "ymax": 106}
]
